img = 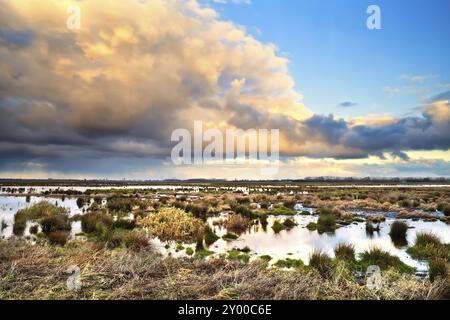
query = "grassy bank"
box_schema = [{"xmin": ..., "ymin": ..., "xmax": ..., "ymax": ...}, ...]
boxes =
[{"xmin": 0, "ymin": 240, "xmax": 448, "ymax": 300}]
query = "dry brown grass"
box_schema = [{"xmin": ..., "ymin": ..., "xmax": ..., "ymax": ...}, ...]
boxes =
[
  {"xmin": 138, "ymin": 207, "xmax": 204, "ymax": 243},
  {"xmin": 0, "ymin": 240, "xmax": 448, "ymax": 300},
  {"xmin": 224, "ymin": 214, "xmax": 251, "ymax": 234}
]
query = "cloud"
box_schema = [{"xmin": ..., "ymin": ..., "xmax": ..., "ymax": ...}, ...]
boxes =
[
  {"xmin": 0, "ymin": 0, "xmax": 449, "ymax": 178},
  {"xmin": 337, "ymin": 101, "xmax": 358, "ymax": 108},
  {"xmin": 400, "ymin": 74, "xmax": 434, "ymax": 83}
]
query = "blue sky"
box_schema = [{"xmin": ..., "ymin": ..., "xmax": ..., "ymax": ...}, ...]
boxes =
[
  {"xmin": 209, "ymin": 0, "xmax": 450, "ymax": 118},
  {"xmin": 0, "ymin": 0, "xmax": 449, "ymax": 179}
]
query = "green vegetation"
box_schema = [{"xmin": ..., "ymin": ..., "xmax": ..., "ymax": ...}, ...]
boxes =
[
  {"xmin": 334, "ymin": 243, "xmax": 355, "ymax": 261},
  {"xmin": 185, "ymin": 247, "xmax": 194, "ymax": 256},
  {"xmin": 306, "ymin": 222, "xmax": 317, "ymax": 231},
  {"xmin": 359, "ymin": 247, "xmax": 415, "ymax": 274},
  {"xmin": 113, "ymin": 219, "xmax": 136, "ymax": 230},
  {"xmin": 309, "ymin": 251, "xmax": 334, "ymax": 278},
  {"xmin": 13, "ymin": 202, "xmax": 71, "ymax": 245},
  {"xmin": 270, "ymin": 206, "xmax": 296, "ymax": 216},
  {"xmin": 81, "ymin": 211, "xmax": 113, "ymax": 234},
  {"xmin": 204, "ymin": 225, "xmax": 219, "ymax": 246},
  {"xmin": 317, "ymin": 214, "xmax": 336, "ymax": 233},
  {"xmin": 107, "ymin": 197, "xmax": 134, "ymax": 213},
  {"xmin": 124, "ymin": 231, "xmax": 149, "ymax": 252},
  {"xmin": 274, "ymin": 258, "xmax": 303, "ymax": 269},
  {"xmin": 406, "ymin": 232, "xmax": 449, "ymax": 263},
  {"xmin": 271, "ymin": 220, "xmax": 285, "ymax": 233},
  {"xmin": 259, "ymin": 255, "xmax": 272, "ymax": 262},
  {"xmin": 231, "ymin": 205, "xmax": 257, "ymax": 219},
  {"xmin": 195, "ymin": 248, "xmax": 214, "ymax": 258},
  {"xmin": 389, "ymin": 221, "xmax": 408, "ymax": 239},
  {"xmin": 76, "ymin": 197, "xmax": 85, "ymax": 208},
  {"xmin": 222, "ymin": 232, "xmax": 239, "ymax": 241},
  {"xmin": 428, "ymin": 258, "xmax": 448, "ymax": 282},
  {"xmin": 227, "ymin": 249, "xmax": 250, "ymax": 263},
  {"xmin": 0, "ymin": 240, "xmax": 447, "ymax": 300},
  {"xmin": 437, "ymin": 203, "xmax": 450, "ymax": 216},
  {"xmin": 283, "ymin": 218, "xmax": 298, "ymax": 229}
]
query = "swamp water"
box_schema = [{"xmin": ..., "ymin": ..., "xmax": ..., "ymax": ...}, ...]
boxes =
[{"xmin": 1, "ymin": 195, "xmax": 449, "ymax": 274}]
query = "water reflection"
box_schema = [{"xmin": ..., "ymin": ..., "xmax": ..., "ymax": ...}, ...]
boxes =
[
  {"xmin": 0, "ymin": 196, "xmax": 89, "ymax": 238},
  {"xmin": 207, "ymin": 214, "xmax": 450, "ymax": 273}
]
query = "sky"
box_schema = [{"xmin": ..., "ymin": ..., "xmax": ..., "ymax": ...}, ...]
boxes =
[{"xmin": 0, "ymin": 0, "xmax": 449, "ymax": 180}]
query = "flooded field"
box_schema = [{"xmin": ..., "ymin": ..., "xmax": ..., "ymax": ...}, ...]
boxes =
[
  {"xmin": 0, "ymin": 183, "xmax": 448, "ymax": 300},
  {"xmin": 2, "ymin": 188, "xmax": 448, "ymax": 275}
]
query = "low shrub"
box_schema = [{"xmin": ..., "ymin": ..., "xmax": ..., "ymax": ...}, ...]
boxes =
[
  {"xmin": 185, "ymin": 204, "xmax": 209, "ymax": 220},
  {"xmin": 107, "ymin": 235, "xmax": 124, "ymax": 250},
  {"xmin": 259, "ymin": 255, "xmax": 272, "ymax": 262}
]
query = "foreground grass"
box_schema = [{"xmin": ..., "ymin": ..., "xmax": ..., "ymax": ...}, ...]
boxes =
[{"xmin": 0, "ymin": 240, "xmax": 448, "ymax": 300}]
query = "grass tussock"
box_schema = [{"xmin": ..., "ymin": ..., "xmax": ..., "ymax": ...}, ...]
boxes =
[
  {"xmin": 359, "ymin": 247, "xmax": 415, "ymax": 274},
  {"xmin": 224, "ymin": 214, "xmax": 251, "ymax": 234},
  {"xmin": 139, "ymin": 207, "xmax": 204, "ymax": 243},
  {"xmin": 0, "ymin": 240, "xmax": 447, "ymax": 300},
  {"xmin": 309, "ymin": 251, "xmax": 334, "ymax": 278},
  {"xmin": 406, "ymin": 232, "xmax": 447, "ymax": 260},
  {"xmin": 203, "ymin": 226, "xmax": 219, "ymax": 246},
  {"xmin": 389, "ymin": 221, "xmax": 409, "ymax": 240},
  {"xmin": 317, "ymin": 214, "xmax": 336, "ymax": 233},
  {"xmin": 123, "ymin": 231, "xmax": 150, "ymax": 252},
  {"xmin": 13, "ymin": 202, "xmax": 71, "ymax": 244},
  {"xmin": 334, "ymin": 243, "xmax": 355, "ymax": 261}
]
